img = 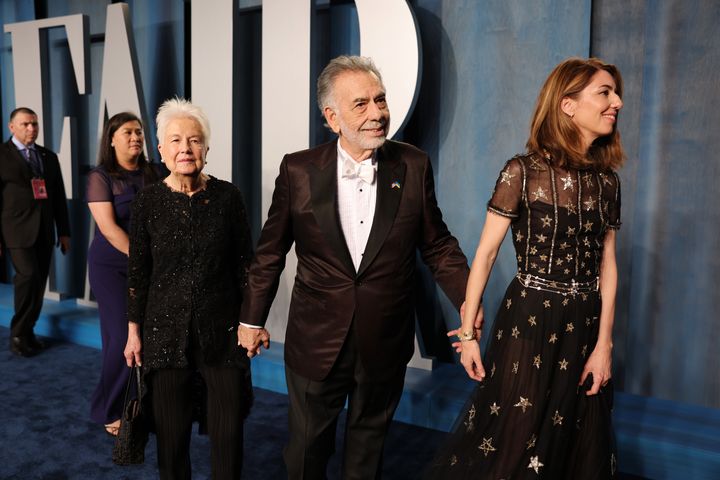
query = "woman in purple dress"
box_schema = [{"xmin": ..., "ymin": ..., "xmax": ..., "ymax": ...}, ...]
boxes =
[{"xmin": 87, "ymin": 112, "xmax": 161, "ymax": 436}]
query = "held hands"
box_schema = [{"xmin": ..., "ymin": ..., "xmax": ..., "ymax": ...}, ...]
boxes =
[
  {"xmin": 580, "ymin": 344, "xmax": 612, "ymax": 395},
  {"xmin": 237, "ymin": 325, "xmax": 270, "ymax": 358},
  {"xmin": 447, "ymin": 301, "xmax": 485, "ymax": 354},
  {"xmin": 447, "ymin": 301, "xmax": 485, "ymax": 382}
]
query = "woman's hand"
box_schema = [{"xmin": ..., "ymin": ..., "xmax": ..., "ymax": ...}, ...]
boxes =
[
  {"xmin": 448, "ymin": 302, "xmax": 484, "ymax": 353},
  {"xmin": 580, "ymin": 344, "xmax": 612, "ymax": 395},
  {"xmin": 460, "ymin": 340, "xmax": 485, "ymax": 382},
  {"xmin": 124, "ymin": 327, "xmax": 143, "ymax": 367}
]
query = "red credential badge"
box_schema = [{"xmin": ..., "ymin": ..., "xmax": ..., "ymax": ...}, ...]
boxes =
[{"xmin": 31, "ymin": 178, "xmax": 48, "ymax": 199}]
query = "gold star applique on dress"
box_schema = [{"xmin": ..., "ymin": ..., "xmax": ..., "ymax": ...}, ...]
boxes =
[
  {"xmin": 514, "ymin": 396, "xmax": 533, "ymax": 412},
  {"xmin": 565, "ymin": 200, "xmax": 577, "ymax": 215},
  {"xmin": 548, "ymin": 333, "xmax": 558, "ymax": 344},
  {"xmin": 490, "ymin": 402, "xmax": 501, "ymax": 416},
  {"xmin": 449, "ymin": 454, "xmax": 458, "ymax": 466},
  {"xmin": 583, "ymin": 220, "xmax": 594, "ymax": 232},
  {"xmin": 582, "ymin": 173, "xmax": 594, "ymax": 188},
  {"xmin": 506, "ymin": 299, "xmax": 512, "ymax": 309},
  {"xmin": 500, "ymin": 170, "xmax": 515, "ymax": 186},
  {"xmin": 529, "ymin": 246, "xmax": 538, "ymax": 255},
  {"xmin": 528, "ymin": 315, "xmax": 537, "ymax": 326},
  {"xmin": 464, "ymin": 404, "xmax": 476, "ymax": 433},
  {"xmin": 516, "ymin": 231, "xmax": 524, "ymax": 242},
  {"xmin": 533, "ymin": 354, "xmax": 542, "ymax": 369},
  {"xmin": 532, "ymin": 186, "xmax": 548, "ymax": 201},
  {"xmin": 491, "ymin": 363, "xmax": 496, "ymax": 377},
  {"xmin": 535, "ymin": 233, "xmax": 547, "ymax": 243},
  {"xmin": 479, "ymin": 437, "xmax": 497, "ymax": 457},
  {"xmin": 558, "ymin": 359, "xmax": 569, "ymax": 370},
  {"xmin": 561, "ymin": 298, "xmax": 569, "ymax": 306},
  {"xmin": 541, "ymin": 215, "xmax": 552, "ymax": 227},
  {"xmin": 566, "ymin": 226, "xmax": 576, "ymax": 236},
  {"xmin": 566, "ymin": 322, "xmax": 575, "ymax": 332},
  {"xmin": 583, "ymin": 197, "xmax": 596, "ymax": 211},
  {"xmin": 561, "ymin": 175, "xmax": 574, "ymax": 191},
  {"xmin": 559, "ymin": 241, "xmax": 570, "ymax": 250},
  {"xmin": 565, "ymin": 253, "xmax": 573, "ymax": 261},
  {"xmin": 581, "ymin": 345, "xmax": 588, "ymax": 357},
  {"xmin": 539, "ymin": 254, "xmax": 548, "ymax": 262},
  {"xmin": 511, "ymin": 326, "xmax": 520, "ymax": 338},
  {"xmin": 552, "ymin": 410, "xmax": 564, "ymax": 426},
  {"xmin": 543, "ymin": 300, "xmax": 551, "ymax": 308},
  {"xmin": 526, "ymin": 434, "xmax": 537, "ymax": 450},
  {"xmin": 496, "ymin": 329, "xmax": 503, "ymax": 340},
  {"xmin": 512, "ymin": 361, "xmax": 519, "ymax": 374},
  {"xmin": 528, "ymin": 455, "xmax": 544, "ymax": 474},
  {"xmin": 529, "ymin": 157, "xmax": 544, "ymax": 170},
  {"xmin": 585, "ymin": 317, "xmax": 592, "ymax": 326},
  {"xmin": 520, "ymin": 289, "xmax": 527, "ymax": 298}
]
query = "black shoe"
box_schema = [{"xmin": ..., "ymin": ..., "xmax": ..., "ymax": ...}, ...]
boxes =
[
  {"xmin": 10, "ymin": 336, "xmax": 37, "ymax": 357},
  {"xmin": 28, "ymin": 334, "xmax": 45, "ymax": 350}
]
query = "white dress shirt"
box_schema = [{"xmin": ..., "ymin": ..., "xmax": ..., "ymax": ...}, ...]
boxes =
[{"xmin": 336, "ymin": 142, "xmax": 377, "ymax": 271}]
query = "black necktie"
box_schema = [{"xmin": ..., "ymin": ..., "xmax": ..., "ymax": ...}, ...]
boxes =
[{"xmin": 26, "ymin": 148, "xmax": 42, "ymax": 176}]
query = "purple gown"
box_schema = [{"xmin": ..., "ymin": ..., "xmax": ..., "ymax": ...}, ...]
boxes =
[{"xmin": 87, "ymin": 165, "xmax": 155, "ymax": 424}]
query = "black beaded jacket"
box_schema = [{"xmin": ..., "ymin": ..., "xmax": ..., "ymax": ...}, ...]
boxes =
[{"xmin": 127, "ymin": 177, "xmax": 253, "ymax": 370}]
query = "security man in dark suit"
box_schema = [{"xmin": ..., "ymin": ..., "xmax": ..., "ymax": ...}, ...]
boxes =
[{"xmin": 0, "ymin": 107, "xmax": 70, "ymax": 356}]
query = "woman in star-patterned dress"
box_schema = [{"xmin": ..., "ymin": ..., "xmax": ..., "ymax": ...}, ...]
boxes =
[{"xmin": 426, "ymin": 58, "xmax": 625, "ymax": 479}]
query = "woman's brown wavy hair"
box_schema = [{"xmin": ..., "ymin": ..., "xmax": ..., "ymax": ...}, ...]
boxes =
[{"xmin": 526, "ymin": 57, "xmax": 626, "ymax": 171}]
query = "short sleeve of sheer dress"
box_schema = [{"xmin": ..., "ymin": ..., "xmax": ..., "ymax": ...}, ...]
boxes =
[
  {"xmin": 86, "ymin": 168, "xmax": 113, "ymax": 203},
  {"xmin": 604, "ymin": 170, "xmax": 622, "ymax": 229},
  {"xmin": 487, "ymin": 157, "xmax": 524, "ymax": 218}
]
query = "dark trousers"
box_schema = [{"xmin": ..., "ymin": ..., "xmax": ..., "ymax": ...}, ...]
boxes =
[
  {"xmin": 150, "ymin": 362, "xmax": 246, "ymax": 480},
  {"xmin": 284, "ymin": 328, "xmax": 406, "ymax": 480},
  {"xmin": 7, "ymin": 238, "xmax": 53, "ymax": 339}
]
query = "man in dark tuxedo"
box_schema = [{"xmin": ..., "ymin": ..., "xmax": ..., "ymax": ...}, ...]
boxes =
[
  {"xmin": 0, "ymin": 107, "xmax": 71, "ymax": 357},
  {"xmin": 239, "ymin": 56, "xmax": 469, "ymax": 479}
]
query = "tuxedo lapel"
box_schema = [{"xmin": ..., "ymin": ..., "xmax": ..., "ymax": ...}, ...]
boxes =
[
  {"xmin": 308, "ymin": 141, "xmax": 356, "ymax": 277},
  {"xmin": 357, "ymin": 142, "xmax": 406, "ymax": 277},
  {"xmin": 4, "ymin": 139, "xmax": 33, "ymax": 179}
]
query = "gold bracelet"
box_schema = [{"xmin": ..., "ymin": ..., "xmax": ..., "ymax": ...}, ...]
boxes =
[{"xmin": 457, "ymin": 330, "xmax": 476, "ymax": 342}]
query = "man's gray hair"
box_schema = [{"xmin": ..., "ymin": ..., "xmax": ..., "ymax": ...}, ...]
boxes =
[
  {"xmin": 156, "ymin": 97, "xmax": 211, "ymax": 146},
  {"xmin": 316, "ymin": 55, "xmax": 384, "ymax": 113}
]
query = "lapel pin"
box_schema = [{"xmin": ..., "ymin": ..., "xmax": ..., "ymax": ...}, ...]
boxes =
[{"xmin": 391, "ymin": 180, "xmax": 401, "ymax": 189}]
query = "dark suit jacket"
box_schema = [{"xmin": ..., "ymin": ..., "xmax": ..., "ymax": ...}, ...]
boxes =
[
  {"xmin": 240, "ymin": 139, "xmax": 469, "ymax": 381},
  {"xmin": 0, "ymin": 138, "xmax": 70, "ymax": 248}
]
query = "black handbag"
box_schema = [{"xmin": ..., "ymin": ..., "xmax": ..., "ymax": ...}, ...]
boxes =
[{"xmin": 112, "ymin": 366, "xmax": 149, "ymax": 465}]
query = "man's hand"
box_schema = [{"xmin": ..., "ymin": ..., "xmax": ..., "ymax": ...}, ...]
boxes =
[
  {"xmin": 58, "ymin": 236, "xmax": 70, "ymax": 255},
  {"xmin": 237, "ymin": 325, "xmax": 270, "ymax": 358}
]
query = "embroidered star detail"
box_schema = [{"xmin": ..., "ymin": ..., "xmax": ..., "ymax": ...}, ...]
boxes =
[
  {"xmin": 496, "ymin": 329, "xmax": 503, "ymax": 340},
  {"xmin": 512, "ymin": 361, "xmax": 519, "ymax": 374},
  {"xmin": 583, "ymin": 237, "xmax": 591, "ymax": 247},
  {"xmin": 514, "ymin": 396, "xmax": 533, "ymax": 412},
  {"xmin": 491, "ymin": 363, "xmax": 496, "ymax": 377},
  {"xmin": 582, "ymin": 173, "xmax": 594, "ymax": 188},
  {"xmin": 490, "ymin": 402, "xmax": 501, "ymax": 416},
  {"xmin": 566, "ymin": 253, "xmax": 573, "ymax": 261},
  {"xmin": 520, "ymin": 289, "xmax": 527, "ymax": 298},
  {"xmin": 556, "ymin": 258, "xmax": 564, "ymax": 266},
  {"xmin": 586, "ymin": 317, "xmax": 592, "ymax": 326},
  {"xmin": 511, "ymin": 326, "xmax": 520, "ymax": 338},
  {"xmin": 541, "ymin": 215, "xmax": 552, "ymax": 227},
  {"xmin": 566, "ymin": 322, "xmax": 575, "ymax": 332},
  {"xmin": 543, "ymin": 300, "xmax": 551, "ymax": 308},
  {"xmin": 564, "ymin": 268, "xmax": 570, "ymax": 274},
  {"xmin": 539, "ymin": 254, "xmax": 548, "ymax": 262},
  {"xmin": 533, "ymin": 354, "xmax": 542, "ymax": 369},
  {"xmin": 548, "ymin": 333, "xmax": 558, "ymax": 344},
  {"xmin": 516, "ymin": 231, "xmax": 524, "ymax": 242},
  {"xmin": 528, "ymin": 455, "xmax": 544, "ymax": 474},
  {"xmin": 565, "ymin": 200, "xmax": 578, "ymax": 215},
  {"xmin": 562, "ymin": 298, "xmax": 569, "ymax": 306},
  {"xmin": 583, "ymin": 220, "xmax": 594, "ymax": 232},
  {"xmin": 529, "ymin": 157, "xmax": 544, "ymax": 170},
  {"xmin": 526, "ymin": 434, "xmax": 537, "ymax": 450},
  {"xmin": 535, "ymin": 233, "xmax": 547, "ymax": 243},
  {"xmin": 528, "ymin": 315, "xmax": 537, "ymax": 326},
  {"xmin": 581, "ymin": 345, "xmax": 588, "ymax": 357},
  {"xmin": 561, "ymin": 175, "xmax": 575, "ymax": 191},
  {"xmin": 583, "ymin": 197, "xmax": 596, "ymax": 211},
  {"xmin": 566, "ymin": 226, "xmax": 576, "ymax": 236},
  {"xmin": 558, "ymin": 359, "xmax": 569, "ymax": 370},
  {"xmin": 559, "ymin": 241, "xmax": 570, "ymax": 250},
  {"xmin": 506, "ymin": 299, "xmax": 512, "ymax": 309},
  {"xmin": 479, "ymin": 437, "xmax": 497, "ymax": 457},
  {"xmin": 552, "ymin": 410, "xmax": 564, "ymax": 426},
  {"xmin": 532, "ymin": 186, "xmax": 548, "ymax": 201},
  {"xmin": 500, "ymin": 169, "xmax": 515, "ymax": 186},
  {"xmin": 529, "ymin": 246, "xmax": 538, "ymax": 255}
]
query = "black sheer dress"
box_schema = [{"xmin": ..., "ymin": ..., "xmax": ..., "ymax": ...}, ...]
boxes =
[{"xmin": 427, "ymin": 152, "xmax": 620, "ymax": 479}]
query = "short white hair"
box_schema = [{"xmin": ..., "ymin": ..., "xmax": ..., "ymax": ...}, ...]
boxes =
[{"xmin": 156, "ymin": 97, "xmax": 211, "ymax": 146}]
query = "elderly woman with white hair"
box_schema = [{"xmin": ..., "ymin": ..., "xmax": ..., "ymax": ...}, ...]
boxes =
[{"xmin": 124, "ymin": 98, "xmax": 254, "ymax": 479}]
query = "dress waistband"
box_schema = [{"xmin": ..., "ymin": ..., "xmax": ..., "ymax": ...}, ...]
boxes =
[{"xmin": 515, "ymin": 272, "xmax": 599, "ymax": 296}]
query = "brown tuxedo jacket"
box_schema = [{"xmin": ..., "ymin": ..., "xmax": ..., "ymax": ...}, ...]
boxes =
[{"xmin": 240, "ymin": 139, "xmax": 468, "ymax": 381}]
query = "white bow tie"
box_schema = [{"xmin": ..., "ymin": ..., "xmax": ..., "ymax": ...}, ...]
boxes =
[{"xmin": 342, "ymin": 159, "xmax": 376, "ymax": 184}]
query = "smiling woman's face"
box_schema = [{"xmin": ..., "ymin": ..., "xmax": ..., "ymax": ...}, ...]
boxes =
[{"xmin": 157, "ymin": 117, "xmax": 207, "ymax": 176}]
